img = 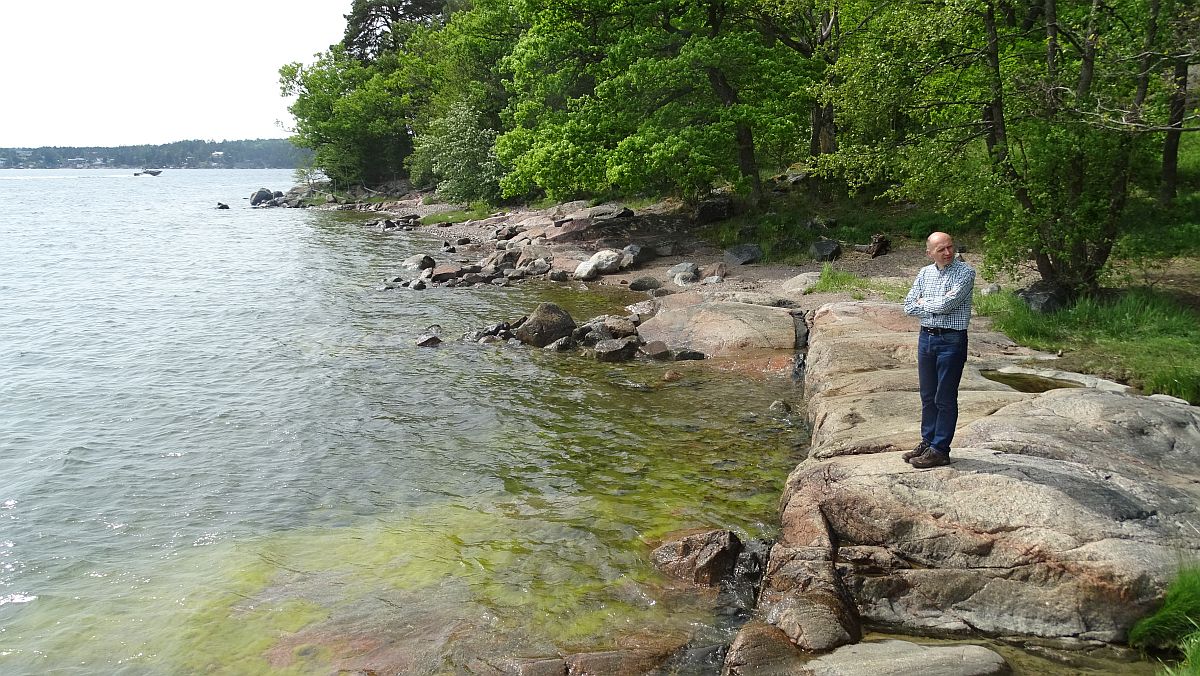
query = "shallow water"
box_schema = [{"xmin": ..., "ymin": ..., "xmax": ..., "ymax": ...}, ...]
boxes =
[
  {"xmin": 979, "ymin": 369, "xmax": 1084, "ymax": 393},
  {"xmin": 0, "ymin": 169, "xmax": 806, "ymax": 673}
]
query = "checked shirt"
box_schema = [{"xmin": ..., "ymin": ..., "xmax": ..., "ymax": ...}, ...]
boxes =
[{"xmin": 903, "ymin": 259, "xmax": 975, "ymax": 330}]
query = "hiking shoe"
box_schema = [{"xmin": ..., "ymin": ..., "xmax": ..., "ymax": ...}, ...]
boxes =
[
  {"xmin": 909, "ymin": 448, "xmax": 951, "ymax": 469},
  {"xmin": 902, "ymin": 440, "xmax": 930, "ymax": 463}
]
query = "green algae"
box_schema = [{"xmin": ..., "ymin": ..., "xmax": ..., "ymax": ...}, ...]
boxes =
[{"xmin": 3, "ymin": 345, "xmax": 804, "ymax": 673}]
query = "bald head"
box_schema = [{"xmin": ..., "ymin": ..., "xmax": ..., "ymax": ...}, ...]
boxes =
[{"xmin": 926, "ymin": 232, "xmax": 956, "ymax": 268}]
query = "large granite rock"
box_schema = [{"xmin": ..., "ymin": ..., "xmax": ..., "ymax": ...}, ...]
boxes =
[
  {"xmin": 574, "ymin": 249, "xmax": 623, "ymax": 280},
  {"xmin": 802, "ymin": 302, "xmax": 1045, "ymax": 457},
  {"xmin": 761, "ymin": 301, "xmax": 1200, "ymax": 648},
  {"xmin": 513, "ymin": 303, "xmax": 576, "ymax": 348},
  {"xmin": 799, "ymin": 639, "xmax": 1010, "ymax": 676},
  {"xmin": 636, "ymin": 302, "xmax": 798, "ymax": 356}
]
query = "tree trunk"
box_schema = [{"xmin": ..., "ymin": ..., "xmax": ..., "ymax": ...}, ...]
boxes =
[
  {"xmin": 707, "ymin": 66, "xmax": 762, "ymax": 199},
  {"xmin": 1160, "ymin": 57, "xmax": 1188, "ymax": 205},
  {"xmin": 809, "ymin": 101, "xmax": 837, "ymax": 156}
]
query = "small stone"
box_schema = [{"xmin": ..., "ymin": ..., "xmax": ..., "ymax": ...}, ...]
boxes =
[{"xmin": 629, "ymin": 276, "xmax": 662, "ymax": 291}]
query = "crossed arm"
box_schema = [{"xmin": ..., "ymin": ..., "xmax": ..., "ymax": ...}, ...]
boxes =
[{"xmin": 904, "ymin": 268, "xmax": 975, "ymax": 317}]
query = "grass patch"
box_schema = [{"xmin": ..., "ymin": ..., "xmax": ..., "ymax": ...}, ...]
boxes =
[
  {"xmin": 1164, "ymin": 628, "xmax": 1200, "ymax": 676},
  {"xmin": 419, "ymin": 202, "xmax": 493, "ymax": 225},
  {"xmin": 1130, "ymin": 565, "xmax": 1200, "ymax": 675},
  {"xmin": 974, "ymin": 288, "xmax": 1200, "ymax": 403},
  {"xmin": 804, "ymin": 263, "xmax": 909, "ymax": 301}
]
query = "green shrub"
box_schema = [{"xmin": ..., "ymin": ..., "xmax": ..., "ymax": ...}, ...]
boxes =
[{"xmin": 408, "ymin": 102, "xmax": 503, "ymax": 204}]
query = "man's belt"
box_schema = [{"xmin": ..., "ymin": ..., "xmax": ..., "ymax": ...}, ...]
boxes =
[{"xmin": 920, "ymin": 326, "xmax": 964, "ymax": 335}]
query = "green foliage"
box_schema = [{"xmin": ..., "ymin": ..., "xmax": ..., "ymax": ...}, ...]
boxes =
[
  {"xmin": 409, "ymin": 102, "xmax": 503, "ymax": 202},
  {"xmin": 495, "ymin": 0, "xmax": 818, "ymax": 201},
  {"xmin": 1160, "ymin": 626, "xmax": 1200, "ymax": 676},
  {"xmin": 824, "ymin": 0, "xmax": 1194, "ymax": 296},
  {"xmin": 1131, "ymin": 566, "xmax": 1200, "ymax": 653},
  {"xmin": 280, "ymin": 47, "xmax": 414, "ymax": 186},
  {"xmin": 976, "ymin": 290, "xmax": 1200, "ymax": 403}
]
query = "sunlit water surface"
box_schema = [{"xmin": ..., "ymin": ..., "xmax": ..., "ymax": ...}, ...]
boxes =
[{"xmin": 0, "ymin": 169, "xmax": 806, "ymax": 674}]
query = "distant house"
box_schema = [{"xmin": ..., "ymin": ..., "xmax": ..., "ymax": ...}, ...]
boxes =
[{"xmin": 211, "ymin": 151, "xmax": 225, "ymax": 160}]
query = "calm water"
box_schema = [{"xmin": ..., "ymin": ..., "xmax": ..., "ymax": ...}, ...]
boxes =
[{"xmin": 0, "ymin": 169, "xmax": 805, "ymax": 674}]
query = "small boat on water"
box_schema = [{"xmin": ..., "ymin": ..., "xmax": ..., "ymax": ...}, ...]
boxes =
[{"xmin": 134, "ymin": 169, "xmax": 163, "ymax": 177}]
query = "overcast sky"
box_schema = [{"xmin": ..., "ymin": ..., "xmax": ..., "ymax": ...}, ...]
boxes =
[{"xmin": 0, "ymin": 2, "xmax": 350, "ymax": 148}]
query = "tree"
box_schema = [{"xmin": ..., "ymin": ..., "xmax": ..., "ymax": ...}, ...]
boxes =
[
  {"xmin": 826, "ymin": 0, "xmax": 1198, "ymax": 297},
  {"xmin": 342, "ymin": 0, "xmax": 451, "ymax": 62},
  {"xmin": 496, "ymin": 0, "xmax": 816, "ymax": 202},
  {"xmin": 280, "ymin": 47, "xmax": 414, "ymax": 186}
]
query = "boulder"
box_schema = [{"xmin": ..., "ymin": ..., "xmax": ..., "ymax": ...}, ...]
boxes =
[
  {"xmin": 544, "ymin": 335, "xmax": 577, "ymax": 352},
  {"xmin": 525, "ymin": 258, "xmax": 553, "ymax": 276},
  {"xmin": 636, "ymin": 302, "xmax": 797, "ymax": 356},
  {"xmin": 652, "ymin": 529, "xmax": 742, "ymax": 586},
  {"xmin": 621, "ymin": 243, "xmax": 656, "ymax": 269},
  {"xmin": 764, "ymin": 300, "xmax": 1200, "ymax": 646},
  {"xmin": 725, "ymin": 244, "xmax": 763, "ymax": 266},
  {"xmin": 780, "ymin": 271, "xmax": 823, "ymax": 295},
  {"xmin": 593, "ymin": 336, "xmax": 641, "ymax": 362},
  {"xmin": 573, "ymin": 249, "xmax": 623, "ymax": 280},
  {"xmin": 513, "ymin": 303, "xmax": 576, "ymax": 348},
  {"xmin": 693, "ymin": 197, "xmax": 733, "ymax": 223},
  {"xmin": 515, "ymin": 244, "xmax": 553, "ymax": 267},
  {"xmin": 1017, "ymin": 280, "xmax": 1070, "ymax": 313},
  {"xmin": 799, "ymin": 640, "xmax": 1010, "ymax": 676},
  {"xmin": 667, "ymin": 261, "xmax": 700, "ymax": 279},
  {"xmin": 810, "ymin": 238, "xmax": 842, "ymax": 262},
  {"xmin": 703, "ymin": 261, "xmax": 729, "ymax": 280},
  {"xmin": 584, "ymin": 314, "xmax": 639, "ymax": 339},
  {"xmin": 250, "ymin": 187, "xmax": 274, "ymax": 205},
  {"xmin": 566, "ymin": 202, "xmax": 633, "ymax": 222},
  {"xmin": 629, "ymin": 276, "xmax": 663, "ymax": 292},
  {"xmin": 483, "ymin": 249, "xmax": 522, "ymax": 270},
  {"xmin": 759, "ymin": 549, "xmax": 861, "ymax": 652},
  {"xmin": 429, "ymin": 263, "xmax": 463, "ymax": 283},
  {"xmin": 723, "ymin": 621, "xmax": 807, "ymax": 675},
  {"xmin": 401, "ymin": 254, "xmax": 436, "ymax": 272}
]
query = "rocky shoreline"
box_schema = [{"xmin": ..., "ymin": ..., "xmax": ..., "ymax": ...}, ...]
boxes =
[{"xmin": 261, "ymin": 188, "xmax": 1199, "ymax": 674}]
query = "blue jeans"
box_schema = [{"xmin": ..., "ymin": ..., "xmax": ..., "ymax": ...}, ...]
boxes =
[{"xmin": 918, "ymin": 329, "xmax": 968, "ymax": 455}]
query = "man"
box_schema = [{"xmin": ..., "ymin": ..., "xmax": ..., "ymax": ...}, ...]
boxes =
[{"xmin": 902, "ymin": 231, "xmax": 975, "ymax": 469}]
